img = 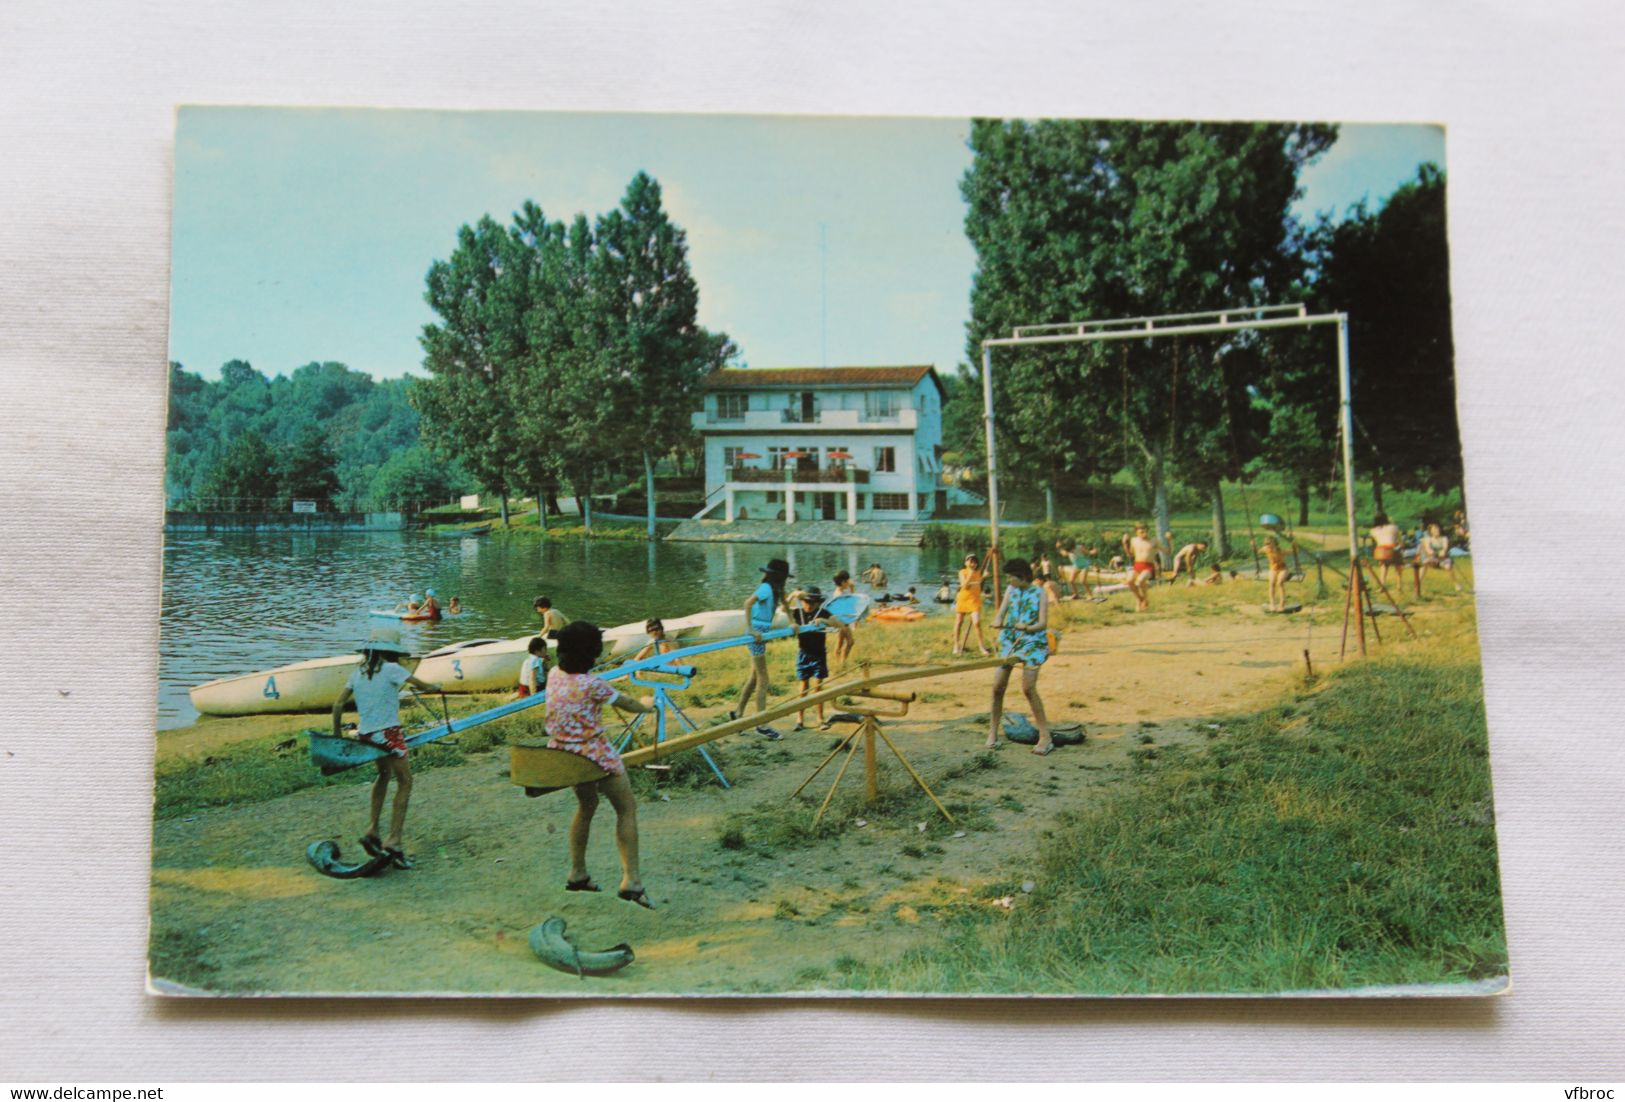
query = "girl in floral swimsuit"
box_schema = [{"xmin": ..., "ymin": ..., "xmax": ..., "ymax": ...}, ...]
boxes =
[
  {"xmin": 988, "ymin": 558, "xmax": 1057, "ymax": 756},
  {"xmin": 546, "ymin": 621, "xmax": 657, "ymax": 908}
]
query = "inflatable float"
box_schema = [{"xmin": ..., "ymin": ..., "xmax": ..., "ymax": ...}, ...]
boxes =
[{"xmin": 870, "ymin": 606, "xmax": 925, "ymax": 622}]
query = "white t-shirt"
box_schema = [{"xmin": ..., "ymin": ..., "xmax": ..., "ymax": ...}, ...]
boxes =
[
  {"xmin": 520, "ymin": 654, "xmax": 547, "ymax": 692},
  {"xmin": 346, "ymin": 661, "xmax": 410, "ymax": 733}
]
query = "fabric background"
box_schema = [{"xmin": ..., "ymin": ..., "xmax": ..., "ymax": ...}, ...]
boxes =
[{"xmin": 3, "ymin": 0, "xmax": 1622, "ymax": 1080}]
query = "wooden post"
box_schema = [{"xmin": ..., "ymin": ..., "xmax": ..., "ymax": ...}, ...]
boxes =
[{"xmin": 864, "ymin": 719, "xmax": 878, "ymax": 804}]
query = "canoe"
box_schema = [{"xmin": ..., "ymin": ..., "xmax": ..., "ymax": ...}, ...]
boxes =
[
  {"xmin": 190, "ymin": 653, "xmax": 422, "ymax": 717},
  {"xmin": 661, "ymin": 607, "xmax": 790, "ymax": 641},
  {"xmin": 416, "ymin": 635, "xmax": 546, "ymax": 692}
]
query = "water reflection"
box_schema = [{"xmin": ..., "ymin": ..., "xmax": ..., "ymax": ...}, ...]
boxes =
[{"xmin": 157, "ymin": 532, "xmax": 960, "ymax": 730}]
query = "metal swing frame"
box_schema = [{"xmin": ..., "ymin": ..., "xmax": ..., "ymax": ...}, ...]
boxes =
[{"xmin": 978, "ymin": 303, "xmax": 1398, "ymax": 655}]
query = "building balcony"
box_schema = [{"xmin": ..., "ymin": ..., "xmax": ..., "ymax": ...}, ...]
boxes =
[
  {"xmin": 694, "ymin": 408, "xmax": 919, "ymax": 431},
  {"xmin": 728, "ymin": 465, "xmax": 870, "ymax": 484}
]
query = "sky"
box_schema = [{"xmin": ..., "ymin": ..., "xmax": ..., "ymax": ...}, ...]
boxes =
[{"xmin": 169, "ymin": 112, "xmax": 1443, "ymax": 383}]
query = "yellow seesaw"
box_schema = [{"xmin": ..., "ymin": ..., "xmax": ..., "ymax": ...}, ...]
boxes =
[{"xmin": 510, "ymin": 655, "xmax": 1013, "ymax": 796}]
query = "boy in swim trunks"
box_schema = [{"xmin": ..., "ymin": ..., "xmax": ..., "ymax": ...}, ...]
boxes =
[
  {"xmin": 1126, "ymin": 524, "xmax": 1157, "ymax": 612},
  {"xmin": 1169, "ymin": 540, "xmax": 1209, "ymax": 586},
  {"xmin": 1256, "ymin": 535, "xmax": 1290, "ymax": 611}
]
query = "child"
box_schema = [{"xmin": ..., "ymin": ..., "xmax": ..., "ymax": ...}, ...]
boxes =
[
  {"xmin": 860, "ymin": 562, "xmax": 889, "ymax": 590},
  {"xmin": 419, "ymin": 588, "xmax": 443, "ymax": 620},
  {"xmin": 546, "ymin": 621, "xmax": 657, "ymax": 908},
  {"xmin": 933, "ymin": 576, "xmax": 954, "ymax": 604},
  {"xmin": 988, "ymin": 558, "xmax": 1056, "ymax": 756},
  {"xmin": 514, "ymin": 636, "xmax": 549, "ymax": 698},
  {"xmin": 1169, "ymin": 540, "xmax": 1209, "ymax": 586},
  {"xmin": 1257, "ymin": 535, "xmax": 1290, "ymax": 611},
  {"xmin": 732, "ymin": 558, "xmax": 791, "ymax": 739},
  {"xmin": 446, "ymin": 596, "xmax": 463, "ymax": 615},
  {"xmin": 790, "ymin": 586, "xmax": 834, "ymax": 731},
  {"xmin": 1413, "ymin": 522, "xmax": 1464, "ymax": 595},
  {"xmin": 533, "ymin": 596, "xmax": 568, "ymax": 638},
  {"xmin": 632, "ymin": 618, "xmax": 676, "ymax": 661},
  {"xmin": 395, "ymin": 593, "xmax": 423, "ymax": 615},
  {"xmin": 1126, "ymin": 524, "xmax": 1157, "ymax": 612},
  {"xmin": 1369, "ymin": 513, "xmax": 1404, "ymax": 586},
  {"xmin": 830, "ymin": 570, "xmax": 856, "ymax": 666},
  {"xmin": 952, "ymin": 553, "xmax": 991, "ymax": 657},
  {"xmin": 331, "ymin": 627, "xmax": 442, "ymax": 868}
]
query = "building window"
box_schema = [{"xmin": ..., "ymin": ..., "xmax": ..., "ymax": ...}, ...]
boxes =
[
  {"xmin": 769, "ymin": 446, "xmax": 789, "ymax": 470},
  {"xmin": 874, "ymin": 446, "xmax": 896, "ymax": 473},
  {"xmin": 865, "ymin": 392, "xmax": 899, "ymax": 420},
  {"xmin": 723, "ymin": 446, "xmax": 744, "ymax": 470},
  {"xmin": 873, "ymin": 493, "xmax": 910, "ymax": 511},
  {"xmin": 716, "ymin": 393, "xmax": 747, "ymax": 420}
]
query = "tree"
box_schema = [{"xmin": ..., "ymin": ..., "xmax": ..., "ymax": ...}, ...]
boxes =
[
  {"xmin": 276, "ymin": 423, "xmax": 340, "ymax": 507},
  {"xmin": 1312, "ymin": 164, "xmax": 1458, "ymax": 503},
  {"xmin": 594, "ymin": 173, "xmax": 736, "ymax": 538},
  {"xmin": 198, "ymin": 430, "xmax": 279, "ymax": 509},
  {"xmin": 414, "ymin": 217, "xmax": 533, "ymax": 525},
  {"xmin": 962, "ymin": 120, "xmax": 1336, "ymax": 546},
  {"xmin": 369, "ymin": 445, "xmax": 469, "ymax": 513}
]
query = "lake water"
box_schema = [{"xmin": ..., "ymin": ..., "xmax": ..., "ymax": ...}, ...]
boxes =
[{"xmin": 158, "ymin": 531, "xmax": 968, "ymax": 729}]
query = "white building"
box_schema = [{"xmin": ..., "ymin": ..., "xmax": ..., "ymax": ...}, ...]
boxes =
[{"xmin": 691, "ymin": 366, "xmax": 948, "ymax": 524}]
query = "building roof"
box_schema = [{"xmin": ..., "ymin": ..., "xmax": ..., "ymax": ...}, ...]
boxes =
[{"xmin": 703, "ymin": 366, "xmax": 946, "ymax": 399}]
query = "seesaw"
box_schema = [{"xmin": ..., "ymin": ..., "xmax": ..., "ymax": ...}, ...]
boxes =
[{"xmin": 510, "ymin": 655, "xmax": 1014, "ymax": 797}]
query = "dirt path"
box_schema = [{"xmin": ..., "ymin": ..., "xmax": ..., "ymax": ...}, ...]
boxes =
[{"xmin": 150, "ymin": 592, "xmax": 1448, "ymax": 995}]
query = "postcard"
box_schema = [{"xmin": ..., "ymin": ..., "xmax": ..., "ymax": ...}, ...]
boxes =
[{"xmin": 151, "ymin": 108, "xmax": 1506, "ymax": 996}]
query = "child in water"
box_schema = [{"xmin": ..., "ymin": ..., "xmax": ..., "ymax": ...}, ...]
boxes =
[
  {"xmin": 546, "ymin": 621, "xmax": 657, "ymax": 908},
  {"xmin": 331, "ymin": 627, "xmax": 443, "ymax": 868},
  {"xmin": 988, "ymin": 558, "xmax": 1056, "ymax": 756}
]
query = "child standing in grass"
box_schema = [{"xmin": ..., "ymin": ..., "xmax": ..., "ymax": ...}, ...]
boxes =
[
  {"xmin": 988, "ymin": 558, "xmax": 1055, "ymax": 756},
  {"xmin": 1256, "ymin": 535, "xmax": 1290, "ymax": 611},
  {"xmin": 830, "ymin": 570, "xmax": 856, "ymax": 666},
  {"xmin": 732, "ymin": 558, "xmax": 791, "ymax": 739},
  {"xmin": 952, "ymin": 553, "xmax": 991, "ymax": 657},
  {"xmin": 546, "ymin": 621, "xmax": 657, "ymax": 908},
  {"xmin": 332, "ymin": 627, "xmax": 442, "ymax": 868},
  {"xmin": 789, "ymin": 586, "xmax": 835, "ymax": 730}
]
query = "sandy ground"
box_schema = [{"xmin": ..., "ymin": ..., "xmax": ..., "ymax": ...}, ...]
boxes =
[{"xmin": 149, "ymin": 578, "xmax": 1471, "ymax": 996}]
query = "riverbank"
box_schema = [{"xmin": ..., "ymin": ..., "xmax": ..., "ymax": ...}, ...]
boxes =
[{"xmin": 149, "ymin": 571, "xmax": 1502, "ymax": 996}]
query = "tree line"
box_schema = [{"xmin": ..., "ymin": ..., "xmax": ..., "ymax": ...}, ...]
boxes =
[
  {"xmin": 165, "ymin": 359, "xmax": 470, "ymax": 512},
  {"xmin": 412, "ymin": 171, "xmax": 735, "ymax": 534},
  {"xmin": 945, "ymin": 120, "xmax": 1457, "ymax": 550}
]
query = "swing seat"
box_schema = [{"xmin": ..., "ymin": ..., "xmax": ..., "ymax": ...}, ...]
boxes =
[{"xmin": 510, "ymin": 744, "xmax": 611, "ymax": 792}]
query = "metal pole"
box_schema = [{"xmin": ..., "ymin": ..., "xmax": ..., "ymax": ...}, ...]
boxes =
[
  {"xmin": 980, "ymin": 341, "xmax": 1000, "ymax": 554},
  {"xmin": 1336, "ymin": 313, "xmax": 1358, "ymax": 566}
]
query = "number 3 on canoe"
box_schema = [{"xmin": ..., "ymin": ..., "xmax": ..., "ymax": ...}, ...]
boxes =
[
  {"xmin": 452, "ymin": 660, "xmax": 464, "ymax": 681},
  {"xmin": 263, "ymin": 675, "xmax": 280, "ymax": 700}
]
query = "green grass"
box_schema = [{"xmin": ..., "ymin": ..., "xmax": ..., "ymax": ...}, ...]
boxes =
[
  {"xmin": 153, "ymin": 694, "xmax": 532, "ymax": 819},
  {"xmin": 828, "ymin": 631, "xmax": 1507, "ymax": 994},
  {"xmin": 927, "ymin": 475, "xmax": 1464, "ymax": 558}
]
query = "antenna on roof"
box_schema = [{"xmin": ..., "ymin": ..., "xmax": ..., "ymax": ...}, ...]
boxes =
[{"xmin": 819, "ymin": 222, "xmax": 828, "ymax": 369}]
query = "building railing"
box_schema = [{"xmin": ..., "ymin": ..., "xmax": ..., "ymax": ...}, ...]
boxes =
[
  {"xmin": 728, "ymin": 466, "xmax": 870, "ymax": 484},
  {"xmin": 697, "ymin": 407, "xmax": 918, "ymax": 429}
]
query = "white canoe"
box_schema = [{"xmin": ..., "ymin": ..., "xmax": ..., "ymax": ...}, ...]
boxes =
[
  {"xmin": 416, "ymin": 635, "xmax": 543, "ymax": 693},
  {"xmin": 189, "ymin": 653, "xmax": 422, "ymax": 717},
  {"xmin": 662, "ymin": 607, "xmax": 791, "ymax": 641}
]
